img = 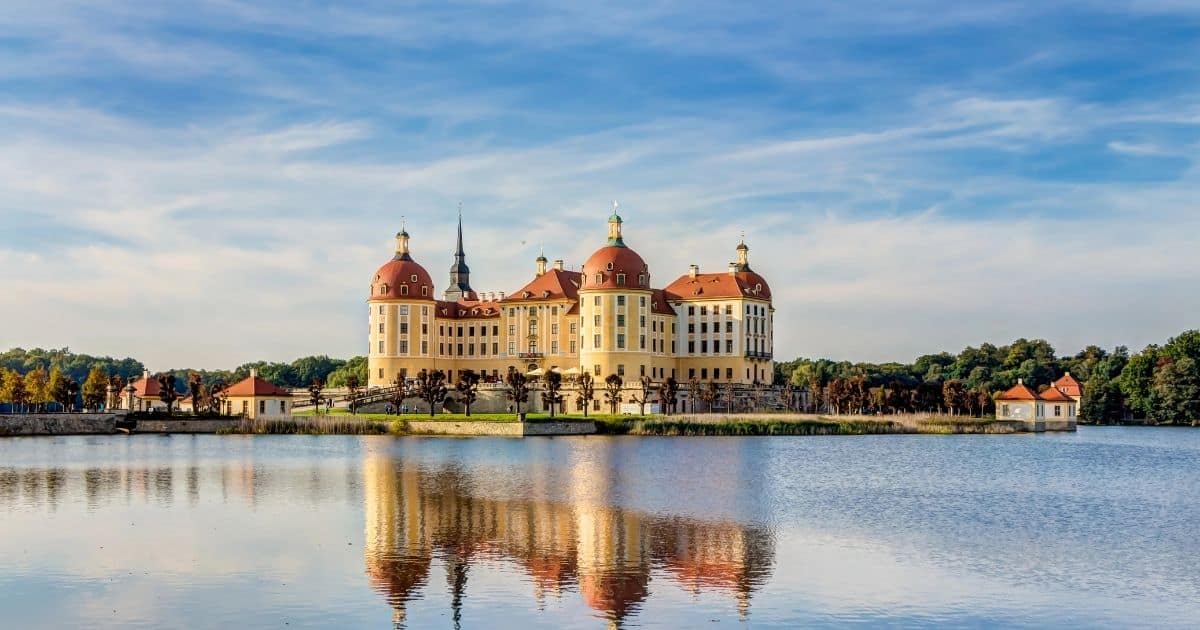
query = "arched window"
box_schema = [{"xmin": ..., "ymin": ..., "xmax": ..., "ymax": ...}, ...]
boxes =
[
  {"xmin": 595, "ymin": 273, "xmax": 603, "ymax": 284},
  {"xmin": 421, "ymin": 286, "xmax": 428, "ymax": 296},
  {"xmin": 616, "ymin": 273, "xmax": 626, "ymax": 286},
  {"xmin": 606, "ymin": 262, "xmax": 613, "ymax": 271},
  {"xmin": 638, "ymin": 273, "xmax": 646, "ymax": 286},
  {"xmin": 401, "ymin": 285, "xmax": 409, "ymax": 296},
  {"xmin": 411, "ymin": 274, "xmax": 418, "ymax": 282}
]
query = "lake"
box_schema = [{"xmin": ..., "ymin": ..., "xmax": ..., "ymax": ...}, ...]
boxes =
[{"xmin": 1, "ymin": 428, "xmax": 1197, "ymax": 628}]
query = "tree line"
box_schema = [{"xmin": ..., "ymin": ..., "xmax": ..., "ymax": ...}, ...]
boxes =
[{"xmin": 773, "ymin": 330, "xmax": 1200, "ymax": 424}]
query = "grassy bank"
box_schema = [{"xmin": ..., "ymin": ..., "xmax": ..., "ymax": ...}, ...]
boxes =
[{"xmin": 593, "ymin": 413, "xmax": 1018, "ymax": 436}]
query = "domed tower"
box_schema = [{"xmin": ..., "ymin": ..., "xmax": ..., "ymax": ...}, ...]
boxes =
[
  {"xmin": 578, "ymin": 206, "xmax": 655, "ymax": 384},
  {"xmin": 368, "ymin": 226, "xmax": 438, "ymax": 387}
]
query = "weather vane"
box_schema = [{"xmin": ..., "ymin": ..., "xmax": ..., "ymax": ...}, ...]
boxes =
[{"xmin": 457, "ymin": 201, "xmax": 462, "ymax": 217}]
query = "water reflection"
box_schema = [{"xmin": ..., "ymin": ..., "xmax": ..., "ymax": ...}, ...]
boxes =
[{"xmin": 362, "ymin": 451, "xmax": 774, "ymax": 628}]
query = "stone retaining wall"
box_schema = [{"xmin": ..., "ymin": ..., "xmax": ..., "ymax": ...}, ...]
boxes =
[
  {"xmin": 403, "ymin": 420, "xmax": 595, "ymax": 436},
  {"xmin": 0, "ymin": 413, "xmax": 120, "ymax": 435},
  {"xmin": 133, "ymin": 418, "xmax": 243, "ymax": 433}
]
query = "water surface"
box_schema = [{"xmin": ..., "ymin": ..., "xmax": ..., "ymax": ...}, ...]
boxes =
[{"xmin": 0, "ymin": 428, "xmax": 1196, "ymax": 628}]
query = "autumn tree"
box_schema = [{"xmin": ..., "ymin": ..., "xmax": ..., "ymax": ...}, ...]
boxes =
[
  {"xmin": 47, "ymin": 367, "xmax": 69, "ymax": 411},
  {"xmin": 541, "ymin": 371, "xmax": 564, "ymax": 418},
  {"xmin": 82, "ymin": 367, "xmax": 108, "ymax": 411},
  {"xmin": 576, "ymin": 372, "xmax": 595, "ymax": 417},
  {"xmin": 24, "ymin": 367, "xmax": 48, "ymax": 412},
  {"xmin": 700, "ymin": 380, "xmax": 718, "ymax": 413},
  {"xmin": 187, "ymin": 372, "xmax": 204, "ymax": 415},
  {"xmin": 687, "ymin": 378, "xmax": 700, "ymax": 414},
  {"xmin": 942, "ymin": 380, "xmax": 969, "ymax": 416},
  {"xmin": 414, "ymin": 369, "xmax": 449, "ymax": 417},
  {"xmin": 603, "ymin": 374, "xmax": 623, "ymax": 414},
  {"xmin": 454, "ymin": 369, "xmax": 480, "ymax": 417},
  {"xmin": 3, "ymin": 369, "xmax": 28, "ymax": 412}
]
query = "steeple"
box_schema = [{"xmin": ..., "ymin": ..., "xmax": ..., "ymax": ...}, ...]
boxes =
[
  {"xmin": 607, "ymin": 201, "xmax": 625, "ymax": 247},
  {"xmin": 443, "ymin": 204, "xmax": 476, "ymax": 301},
  {"xmin": 536, "ymin": 244, "xmax": 548, "ymax": 276}
]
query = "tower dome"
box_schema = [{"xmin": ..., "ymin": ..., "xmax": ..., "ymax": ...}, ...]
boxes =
[
  {"xmin": 370, "ymin": 229, "xmax": 435, "ymax": 300},
  {"xmin": 581, "ymin": 206, "xmax": 650, "ymax": 290}
]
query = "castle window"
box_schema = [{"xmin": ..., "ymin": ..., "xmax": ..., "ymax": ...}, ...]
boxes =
[
  {"xmin": 617, "ymin": 364, "xmax": 625, "ymax": 377},
  {"xmin": 726, "ymin": 321, "xmax": 733, "ymax": 333},
  {"xmin": 400, "ymin": 285, "xmax": 409, "ymax": 296},
  {"xmin": 378, "ymin": 340, "xmax": 384, "ymax": 353},
  {"xmin": 726, "ymin": 368, "xmax": 733, "ymax": 380},
  {"xmin": 595, "ymin": 273, "xmax": 603, "ymax": 284},
  {"xmin": 606, "ymin": 262, "xmax": 613, "ymax": 271},
  {"xmin": 569, "ymin": 323, "xmax": 577, "ymax": 335},
  {"xmin": 638, "ymin": 273, "xmax": 646, "ymax": 286},
  {"xmin": 422, "ymin": 306, "xmax": 428, "ymax": 316},
  {"xmin": 399, "ymin": 305, "xmax": 409, "ymax": 315},
  {"xmin": 457, "ymin": 343, "xmax": 464, "ymax": 356},
  {"xmin": 457, "ymin": 326, "xmax": 464, "ymax": 337},
  {"xmin": 551, "ymin": 323, "xmax": 559, "ymax": 335},
  {"xmin": 688, "ymin": 341, "xmax": 695, "ymax": 353},
  {"xmin": 617, "ymin": 314, "xmax": 625, "ymax": 327},
  {"xmin": 378, "ymin": 305, "xmax": 384, "ymax": 315},
  {"xmin": 508, "ymin": 341, "xmax": 516, "ymax": 355},
  {"xmin": 688, "ymin": 306, "xmax": 695, "ymax": 316},
  {"xmin": 725, "ymin": 304, "xmax": 732, "ymax": 315},
  {"xmin": 639, "ymin": 335, "xmax": 645, "ymax": 349},
  {"xmin": 616, "ymin": 273, "xmax": 626, "ymax": 286},
  {"xmin": 528, "ymin": 340, "xmax": 537, "ymax": 353},
  {"xmin": 493, "ymin": 342, "xmax": 498, "ymax": 355},
  {"xmin": 689, "ymin": 368, "xmax": 695, "ymax": 379},
  {"xmin": 639, "ymin": 315, "xmax": 645, "ymax": 328},
  {"xmin": 594, "ymin": 315, "xmax": 600, "ymax": 326},
  {"xmin": 617, "ymin": 333, "xmax": 626, "ymax": 349},
  {"xmin": 594, "ymin": 334, "xmax": 601, "ymax": 349},
  {"xmin": 701, "ymin": 305, "xmax": 707, "ymax": 315},
  {"xmin": 551, "ymin": 341, "xmax": 559, "ymax": 354},
  {"xmin": 378, "ymin": 323, "xmax": 384, "ymax": 333},
  {"xmin": 422, "ymin": 323, "xmax": 428, "ymax": 335},
  {"xmin": 381, "ymin": 284, "xmax": 389, "ymax": 295},
  {"xmin": 594, "ymin": 364, "xmax": 601, "ymax": 376},
  {"xmin": 701, "ymin": 368, "xmax": 708, "ymax": 379},
  {"xmin": 379, "ymin": 368, "xmax": 384, "ymax": 379},
  {"xmin": 552, "ymin": 306, "xmax": 558, "ymax": 315},
  {"xmin": 617, "ymin": 296, "xmax": 625, "ymax": 306},
  {"xmin": 399, "ymin": 322, "xmax": 408, "ymax": 334},
  {"xmin": 594, "ymin": 296, "xmax": 600, "ymax": 306},
  {"xmin": 688, "ymin": 323, "xmax": 695, "ymax": 333},
  {"xmin": 640, "ymin": 296, "xmax": 646, "ymax": 307},
  {"xmin": 640, "ymin": 364, "xmax": 646, "ymax": 377},
  {"xmin": 421, "ymin": 341, "xmax": 428, "ymax": 354},
  {"xmin": 399, "ymin": 340, "xmax": 408, "ymax": 354},
  {"xmin": 726, "ymin": 340, "xmax": 733, "ymax": 353},
  {"xmin": 493, "ymin": 325, "xmax": 498, "ymax": 336},
  {"xmin": 701, "ymin": 340, "xmax": 708, "ymax": 353},
  {"xmin": 569, "ymin": 340, "xmax": 576, "ymax": 353},
  {"xmin": 508, "ymin": 324, "xmax": 516, "ymax": 336}
]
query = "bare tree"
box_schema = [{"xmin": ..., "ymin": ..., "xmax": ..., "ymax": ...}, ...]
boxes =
[
  {"xmin": 345, "ymin": 374, "xmax": 362, "ymax": 415},
  {"xmin": 631, "ymin": 376, "xmax": 652, "ymax": 416},
  {"xmin": 388, "ymin": 373, "xmax": 408, "ymax": 414},
  {"xmin": 576, "ymin": 372, "xmax": 595, "ymax": 417},
  {"xmin": 187, "ymin": 372, "xmax": 203, "ymax": 415},
  {"xmin": 505, "ymin": 368, "xmax": 531, "ymax": 417},
  {"xmin": 660, "ymin": 377, "xmax": 679, "ymax": 416},
  {"xmin": 156, "ymin": 373, "xmax": 179, "ymax": 414}
]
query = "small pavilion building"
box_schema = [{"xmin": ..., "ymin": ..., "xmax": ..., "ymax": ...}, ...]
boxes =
[
  {"xmin": 995, "ymin": 378, "xmax": 1077, "ymax": 432},
  {"xmin": 220, "ymin": 369, "xmax": 292, "ymax": 419}
]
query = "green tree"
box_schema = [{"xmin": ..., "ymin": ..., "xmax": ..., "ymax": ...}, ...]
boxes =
[
  {"xmin": 1150, "ymin": 358, "xmax": 1200, "ymax": 425},
  {"xmin": 505, "ymin": 368, "xmax": 531, "ymax": 417},
  {"xmin": 454, "ymin": 369, "xmax": 480, "ymax": 416},
  {"xmin": 156, "ymin": 373, "xmax": 179, "ymax": 414},
  {"xmin": 187, "ymin": 372, "xmax": 204, "ymax": 415},
  {"xmin": 308, "ymin": 378, "xmax": 324, "ymax": 415},
  {"xmin": 1119, "ymin": 346, "xmax": 1159, "ymax": 419},
  {"xmin": 46, "ymin": 367, "xmax": 68, "ymax": 411},
  {"xmin": 575, "ymin": 372, "xmax": 595, "ymax": 417},
  {"xmin": 660, "ymin": 377, "xmax": 679, "ymax": 415},
  {"xmin": 326, "ymin": 356, "xmax": 368, "ymax": 388},
  {"xmin": 414, "ymin": 369, "xmax": 448, "ymax": 417},
  {"xmin": 604, "ymin": 374, "xmax": 623, "ymax": 414},
  {"xmin": 345, "ymin": 374, "xmax": 363, "ymax": 415},
  {"xmin": 541, "ymin": 371, "xmax": 564, "ymax": 418}
]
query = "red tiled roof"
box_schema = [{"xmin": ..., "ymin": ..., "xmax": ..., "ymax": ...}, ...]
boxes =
[
  {"xmin": 222, "ymin": 375, "xmax": 290, "ymax": 397},
  {"xmin": 129, "ymin": 376, "xmax": 162, "ymax": 398},
  {"xmin": 370, "ymin": 255, "xmax": 435, "ymax": 302},
  {"xmin": 996, "ymin": 381, "xmax": 1040, "ymax": 401},
  {"xmin": 435, "ymin": 299, "xmax": 503, "ymax": 319},
  {"xmin": 649, "ymin": 289, "xmax": 675, "ymax": 315},
  {"xmin": 580, "ymin": 246, "xmax": 650, "ymax": 290},
  {"xmin": 1038, "ymin": 386, "xmax": 1074, "ymax": 402},
  {"xmin": 663, "ymin": 271, "xmax": 771, "ymax": 301},
  {"xmin": 1054, "ymin": 372, "xmax": 1083, "ymax": 397},
  {"xmin": 504, "ymin": 269, "xmax": 582, "ymax": 302}
]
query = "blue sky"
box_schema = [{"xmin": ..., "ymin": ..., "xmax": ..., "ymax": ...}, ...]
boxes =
[{"xmin": 1, "ymin": 1, "xmax": 1199, "ymax": 369}]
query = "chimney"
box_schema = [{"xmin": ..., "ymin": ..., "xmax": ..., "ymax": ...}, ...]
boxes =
[
  {"xmin": 498, "ymin": 291, "xmax": 505, "ymax": 300},
  {"xmin": 250, "ymin": 368, "xmax": 258, "ymax": 379},
  {"xmin": 689, "ymin": 264, "xmax": 699, "ymax": 278},
  {"xmin": 553, "ymin": 259, "xmax": 564, "ymax": 271},
  {"xmin": 142, "ymin": 369, "xmax": 150, "ymax": 380},
  {"xmin": 728, "ymin": 262, "xmax": 738, "ymax": 275}
]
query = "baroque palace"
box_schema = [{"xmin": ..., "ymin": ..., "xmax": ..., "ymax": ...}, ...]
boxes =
[{"xmin": 367, "ymin": 208, "xmax": 774, "ymax": 388}]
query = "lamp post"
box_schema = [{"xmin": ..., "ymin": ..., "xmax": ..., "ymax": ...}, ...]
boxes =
[{"xmin": 126, "ymin": 383, "xmax": 136, "ymax": 412}]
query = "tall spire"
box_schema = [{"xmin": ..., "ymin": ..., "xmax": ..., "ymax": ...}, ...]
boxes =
[
  {"xmin": 444, "ymin": 203, "xmax": 475, "ymax": 301},
  {"xmin": 394, "ymin": 215, "xmax": 412, "ymax": 261}
]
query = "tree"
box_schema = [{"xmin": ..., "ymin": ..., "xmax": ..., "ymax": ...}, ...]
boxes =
[
  {"xmin": 414, "ymin": 369, "xmax": 449, "ymax": 417},
  {"xmin": 345, "ymin": 374, "xmax": 362, "ymax": 414},
  {"xmin": 700, "ymin": 380, "xmax": 718, "ymax": 413},
  {"xmin": 1150, "ymin": 357, "xmax": 1200, "ymax": 425},
  {"xmin": 388, "ymin": 374, "xmax": 408, "ymax": 414},
  {"xmin": 108, "ymin": 375, "xmax": 127, "ymax": 409},
  {"xmin": 308, "ymin": 378, "xmax": 324, "ymax": 415},
  {"xmin": 24, "ymin": 367, "xmax": 48, "ymax": 412},
  {"xmin": 156, "ymin": 373, "xmax": 179, "ymax": 414},
  {"xmin": 208, "ymin": 380, "xmax": 228, "ymax": 414},
  {"xmin": 687, "ymin": 378, "xmax": 700, "ymax": 414},
  {"xmin": 942, "ymin": 380, "xmax": 969, "ymax": 416},
  {"xmin": 723, "ymin": 380, "xmax": 736, "ymax": 413},
  {"xmin": 576, "ymin": 372, "xmax": 595, "ymax": 417},
  {"xmin": 505, "ymin": 368, "xmax": 531, "ymax": 417},
  {"xmin": 47, "ymin": 367, "xmax": 69, "ymax": 411},
  {"xmin": 2, "ymin": 369, "xmax": 27, "ymax": 412},
  {"xmin": 1119, "ymin": 346, "xmax": 1159, "ymax": 419},
  {"xmin": 603, "ymin": 374, "xmax": 623, "ymax": 414},
  {"xmin": 661, "ymin": 377, "xmax": 679, "ymax": 416},
  {"xmin": 326, "ymin": 356, "xmax": 368, "ymax": 388},
  {"xmin": 187, "ymin": 372, "xmax": 204, "ymax": 415},
  {"xmin": 82, "ymin": 367, "xmax": 108, "ymax": 411},
  {"xmin": 629, "ymin": 376, "xmax": 652, "ymax": 416},
  {"xmin": 541, "ymin": 371, "xmax": 564, "ymax": 418},
  {"xmin": 455, "ymin": 369, "xmax": 481, "ymax": 417}
]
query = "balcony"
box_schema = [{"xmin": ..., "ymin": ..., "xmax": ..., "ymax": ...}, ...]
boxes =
[
  {"xmin": 518, "ymin": 352, "xmax": 544, "ymax": 359},
  {"xmin": 744, "ymin": 351, "xmax": 773, "ymax": 360}
]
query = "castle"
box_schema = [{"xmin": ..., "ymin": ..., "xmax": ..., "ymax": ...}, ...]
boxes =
[{"xmin": 366, "ymin": 208, "xmax": 774, "ymax": 388}]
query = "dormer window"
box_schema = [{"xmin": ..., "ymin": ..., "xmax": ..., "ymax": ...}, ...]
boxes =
[
  {"xmin": 755, "ymin": 283, "xmax": 762, "ymax": 293},
  {"xmin": 606, "ymin": 262, "xmax": 614, "ymax": 271},
  {"xmin": 421, "ymin": 286, "xmax": 428, "ymax": 296},
  {"xmin": 400, "ymin": 285, "xmax": 409, "ymax": 296},
  {"xmin": 595, "ymin": 273, "xmax": 603, "ymax": 284},
  {"xmin": 411, "ymin": 274, "xmax": 418, "ymax": 282},
  {"xmin": 616, "ymin": 273, "xmax": 626, "ymax": 286},
  {"xmin": 638, "ymin": 273, "xmax": 646, "ymax": 286}
]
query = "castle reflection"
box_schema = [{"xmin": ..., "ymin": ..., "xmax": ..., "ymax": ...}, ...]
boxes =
[{"xmin": 363, "ymin": 449, "xmax": 775, "ymax": 628}]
